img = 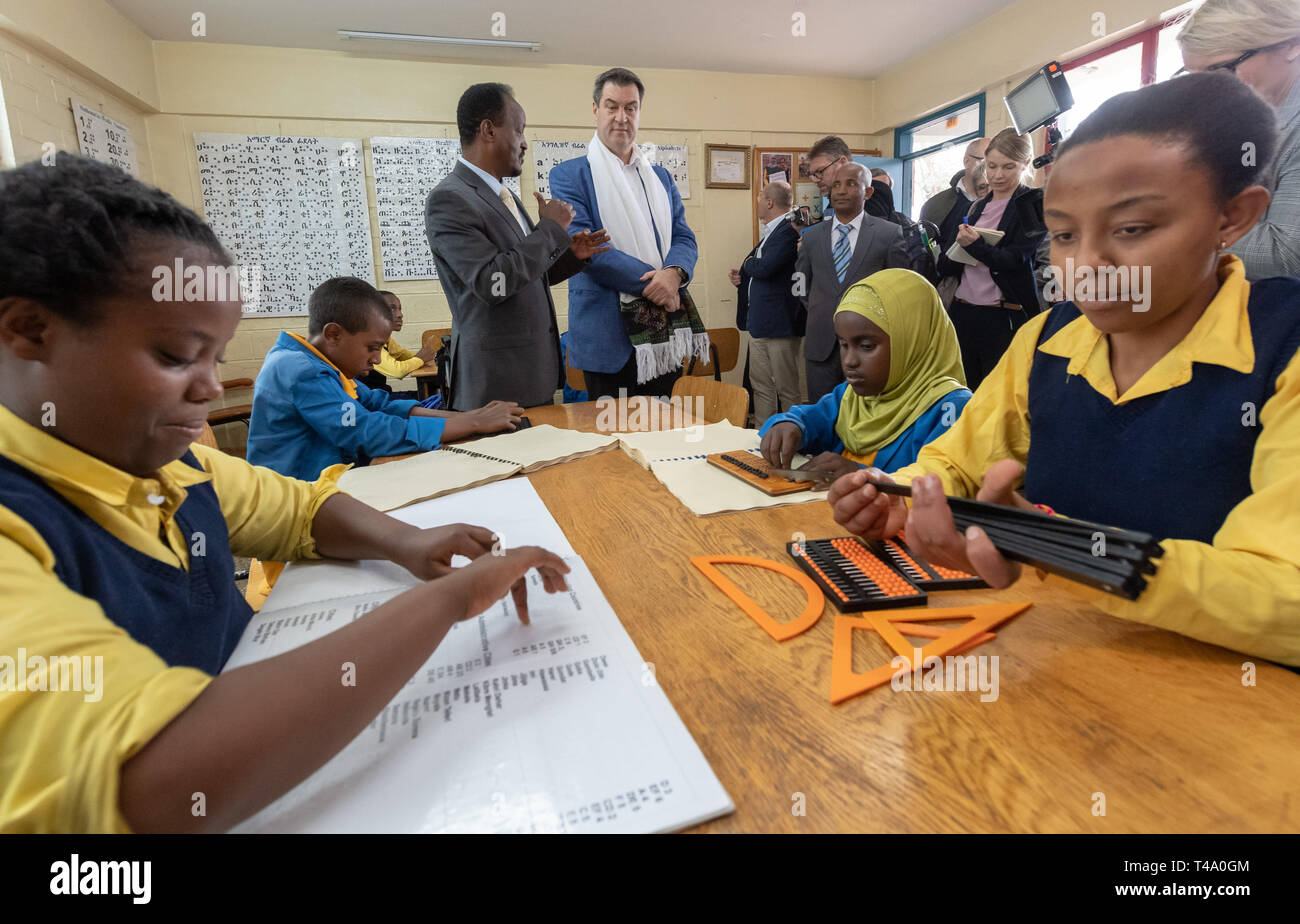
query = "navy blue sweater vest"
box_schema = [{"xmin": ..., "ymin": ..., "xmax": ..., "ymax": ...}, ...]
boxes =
[
  {"xmin": 0, "ymin": 451, "xmax": 253, "ymax": 673},
  {"xmin": 1024, "ymin": 279, "xmax": 1300, "ymax": 543}
]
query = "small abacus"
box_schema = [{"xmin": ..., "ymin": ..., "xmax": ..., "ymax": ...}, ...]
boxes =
[
  {"xmin": 706, "ymin": 451, "xmax": 813, "ymax": 496},
  {"xmin": 869, "ymin": 536, "xmax": 989, "ymax": 591},
  {"xmin": 786, "ymin": 537, "xmax": 927, "ymax": 611}
]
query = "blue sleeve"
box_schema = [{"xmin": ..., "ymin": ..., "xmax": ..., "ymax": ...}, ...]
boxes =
[
  {"xmin": 876, "ymin": 388, "xmax": 973, "ymax": 472},
  {"xmin": 549, "ymin": 162, "xmax": 657, "ymax": 294},
  {"xmin": 355, "ymin": 382, "xmax": 419, "ymax": 417},
  {"xmin": 757, "ymin": 382, "xmax": 848, "ymax": 455},
  {"xmin": 659, "ymin": 167, "xmax": 698, "ymax": 280},
  {"xmin": 294, "ymin": 367, "xmax": 446, "ymax": 455}
]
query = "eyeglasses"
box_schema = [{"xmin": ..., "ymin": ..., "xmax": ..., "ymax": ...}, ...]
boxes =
[
  {"xmin": 810, "ymin": 163, "xmax": 833, "ymax": 181},
  {"xmin": 1173, "ymin": 39, "xmax": 1295, "ymax": 77}
]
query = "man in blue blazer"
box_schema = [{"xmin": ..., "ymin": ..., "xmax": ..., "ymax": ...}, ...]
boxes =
[
  {"xmin": 734, "ymin": 181, "xmax": 805, "ymax": 423},
  {"xmin": 548, "ymin": 67, "xmax": 699, "ymax": 400}
]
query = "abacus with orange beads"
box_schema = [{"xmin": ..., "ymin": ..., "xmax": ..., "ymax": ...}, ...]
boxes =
[
  {"xmin": 786, "ymin": 536, "xmax": 927, "ymax": 611},
  {"xmin": 868, "ymin": 535, "xmax": 989, "ymax": 591}
]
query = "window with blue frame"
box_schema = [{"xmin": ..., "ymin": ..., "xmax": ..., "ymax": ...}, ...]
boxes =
[{"xmin": 894, "ymin": 95, "xmax": 985, "ymax": 220}]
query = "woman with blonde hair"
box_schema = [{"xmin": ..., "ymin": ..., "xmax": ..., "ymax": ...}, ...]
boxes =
[
  {"xmin": 935, "ymin": 127, "xmax": 1048, "ymax": 390},
  {"xmin": 1178, "ymin": 0, "xmax": 1300, "ymax": 279}
]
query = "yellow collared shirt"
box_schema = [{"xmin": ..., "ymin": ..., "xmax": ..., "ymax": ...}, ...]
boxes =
[
  {"xmin": 0, "ymin": 404, "xmax": 344, "ymax": 832},
  {"xmin": 893, "ymin": 257, "xmax": 1300, "ymax": 665},
  {"xmin": 371, "ymin": 336, "xmax": 426, "ymax": 379}
]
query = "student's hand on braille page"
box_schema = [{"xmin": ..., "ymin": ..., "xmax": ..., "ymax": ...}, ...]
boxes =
[
  {"xmin": 799, "ymin": 452, "xmax": 861, "ymax": 479},
  {"xmin": 392, "ymin": 523, "xmax": 497, "ymax": 581},
  {"xmin": 905, "ymin": 470, "xmax": 1022, "ymax": 589},
  {"xmin": 570, "ymin": 228, "xmax": 611, "ymax": 260},
  {"xmin": 466, "ymin": 400, "xmax": 523, "ymax": 433},
  {"xmin": 828, "ymin": 467, "xmax": 908, "ymax": 539},
  {"xmin": 760, "ymin": 421, "xmax": 802, "ymax": 469},
  {"xmin": 445, "ymin": 546, "xmax": 572, "ymax": 625}
]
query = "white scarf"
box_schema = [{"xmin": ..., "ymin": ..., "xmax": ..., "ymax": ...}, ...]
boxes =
[{"xmin": 586, "ymin": 133, "xmax": 674, "ymax": 300}]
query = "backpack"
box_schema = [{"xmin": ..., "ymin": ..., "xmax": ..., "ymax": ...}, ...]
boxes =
[{"xmin": 889, "ymin": 213, "xmax": 942, "ymax": 284}]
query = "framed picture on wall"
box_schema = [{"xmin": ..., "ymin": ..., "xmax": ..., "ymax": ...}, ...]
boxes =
[
  {"xmin": 705, "ymin": 144, "xmax": 751, "ymax": 189},
  {"xmin": 751, "ymin": 145, "xmax": 881, "ymax": 245}
]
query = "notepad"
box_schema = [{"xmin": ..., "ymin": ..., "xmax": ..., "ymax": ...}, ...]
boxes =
[
  {"xmin": 617, "ymin": 423, "xmax": 823, "ymax": 516},
  {"xmin": 338, "ymin": 424, "xmax": 618, "ymax": 511},
  {"xmin": 225, "ymin": 479, "xmax": 735, "ymax": 833},
  {"xmin": 945, "ymin": 226, "xmax": 1005, "ymax": 265}
]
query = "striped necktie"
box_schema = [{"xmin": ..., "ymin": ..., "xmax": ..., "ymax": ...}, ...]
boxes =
[{"xmin": 833, "ymin": 223, "xmax": 852, "ymax": 284}]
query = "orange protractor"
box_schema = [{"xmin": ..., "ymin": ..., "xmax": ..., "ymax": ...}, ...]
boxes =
[{"xmin": 691, "ymin": 555, "xmax": 825, "ymax": 642}]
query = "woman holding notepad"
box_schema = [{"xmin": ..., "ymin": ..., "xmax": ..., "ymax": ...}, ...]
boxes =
[{"xmin": 937, "ymin": 127, "xmax": 1048, "ymax": 389}]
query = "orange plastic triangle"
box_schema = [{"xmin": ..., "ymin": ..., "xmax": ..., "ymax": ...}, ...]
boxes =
[
  {"xmin": 830, "ymin": 602, "xmax": 1030, "ymax": 704},
  {"xmin": 691, "ymin": 555, "xmax": 824, "ymax": 641}
]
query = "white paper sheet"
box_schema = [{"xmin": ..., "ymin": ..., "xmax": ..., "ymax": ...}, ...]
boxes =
[
  {"xmin": 225, "ymin": 479, "xmax": 733, "ymax": 833},
  {"xmin": 617, "ymin": 424, "xmax": 822, "ymax": 515}
]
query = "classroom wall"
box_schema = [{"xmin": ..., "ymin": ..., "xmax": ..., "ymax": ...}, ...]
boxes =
[
  {"xmin": 0, "ymin": 0, "xmax": 159, "ymax": 110},
  {"xmin": 143, "ymin": 42, "xmax": 887, "ymax": 421},
  {"xmin": 0, "ymin": 28, "xmax": 155, "ymax": 176},
  {"xmin": 869, "ymin": 0, "xmax": 1176, "ymax": 134}
]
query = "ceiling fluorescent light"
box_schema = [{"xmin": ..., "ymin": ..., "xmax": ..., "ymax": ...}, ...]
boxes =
[{"xmin": 337, "ymin": 29, "xmax": 541, "ymax": 52}]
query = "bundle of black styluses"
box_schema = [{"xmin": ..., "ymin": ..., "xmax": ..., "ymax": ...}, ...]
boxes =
[{"xmin": 864, "ymin": 480, "xmax": 1163, "ymax": 600}]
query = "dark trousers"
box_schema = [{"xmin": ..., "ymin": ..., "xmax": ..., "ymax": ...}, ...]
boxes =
[
  {"xmin": 949, "ymin": 299, "xmax": 1029, "ymax": 392},
  {"xmin": 582, "ymin": 351, "xmax": 681, "ymax": 402},
  {"xmin": 805, "ymin": 352, "xmax": 845, "ymax": 404}
]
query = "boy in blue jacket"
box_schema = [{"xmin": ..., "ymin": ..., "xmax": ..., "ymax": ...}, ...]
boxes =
[{"xmin": 247, "ymin": 277, "xmax": 521, "ymax": 480}]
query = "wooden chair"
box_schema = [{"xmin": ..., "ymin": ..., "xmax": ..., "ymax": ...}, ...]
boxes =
[
  {"xmin": 685, "ymin": 327, "xmax": 741, "ymax": 382},
  {"xmin": 671, "ymin": 375, "xmax": 749, "ymax": 428},
  {"xmin": 420, "ymin": 327, "xmax": 452, "ymax": 351},
  {"xmin": 565, "ymin": 357, "xmax": 586, "ymax": 392},
  {"xmin": 198, "ymin": 422, "xmax": 220, "ymax": 449},
  {"xmin": 206, "ymin": 378, "xmax": 254, "ymax": 433}
]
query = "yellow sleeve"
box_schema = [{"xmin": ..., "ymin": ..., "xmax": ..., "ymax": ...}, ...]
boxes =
[
  {"xmin": 191, "ymin": 444, "xmax": 345, "ymax": 562},
  {"xmin": 0, "ymin": 523, "xmax": 211, "ymax": 832},
  {"xmin": 1040, "ymin": 349, "xmax": 1300, "ymax": 666},
  {"xmin": 371, "ymin": 340, "xmax": 425, "ymax": 379},
  {"xmin": 890, "ymin": 312, "xmax": 1046, "ymax": 494}
]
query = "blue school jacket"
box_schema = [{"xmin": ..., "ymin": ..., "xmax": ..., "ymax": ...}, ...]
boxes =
[
  {"xmin": 247, "ymin": 332, "xmax": 446, "ymax": 480},
  {"xmin": 758, "ymin": 383, "xmax": 972, "ymax": 471}
]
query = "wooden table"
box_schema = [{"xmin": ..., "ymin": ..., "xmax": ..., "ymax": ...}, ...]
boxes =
[{"xmin": 385, "ymin": 400, "xmax": 1300, "ymax": 833}]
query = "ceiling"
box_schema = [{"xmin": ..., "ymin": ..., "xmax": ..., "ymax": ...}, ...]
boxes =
[{"xmin": 107, "ymin": 0, "xmax": 1017, "ymax": 79}]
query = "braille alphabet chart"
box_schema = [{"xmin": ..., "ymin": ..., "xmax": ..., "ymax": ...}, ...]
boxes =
[
  {"xmin": 193, "ymin": 133, "xmax": 375, "ymax": 316},
  {"xmin": 370, "ymin": 136, "xmax": 522, "ymax": 281},
  {"xmin": 531, "ymin": 139, "xmax": 690, "ymax": 199}
]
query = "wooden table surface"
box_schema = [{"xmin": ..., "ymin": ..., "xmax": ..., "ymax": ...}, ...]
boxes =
[{"xmin": 386, "ymin": 400, "xmax": 1300, "ymax": 833}]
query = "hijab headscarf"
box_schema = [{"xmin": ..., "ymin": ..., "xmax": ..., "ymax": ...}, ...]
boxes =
[{"xmin": 833, "ymin": 269, "xmax": 966, "ymax": 455}]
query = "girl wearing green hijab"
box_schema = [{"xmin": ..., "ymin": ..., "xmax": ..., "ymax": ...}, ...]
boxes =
[{"xmin": 759, "ymin": 269, "xmax": 971, "ymax": 476}]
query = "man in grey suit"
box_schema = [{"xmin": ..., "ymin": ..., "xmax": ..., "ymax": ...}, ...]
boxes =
[
  {"xmin": 795, "ymin": 162, "xmax": 908, "ymax": 402},
  {"xmin": 426, "ymin": 83, "xmax": 610, "ymax": 410}
]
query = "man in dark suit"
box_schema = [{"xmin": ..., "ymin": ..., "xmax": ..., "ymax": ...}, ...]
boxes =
[
  {"xmin": 731, "ymin": 181, "xmax": 804, "ymax": 422},
  {"xmin": 795, "ymin": 162, "xmax": 908, "ymax": 402},
  {"xmin": 548, "ymin": 67, "xmax": 698, "ymax": 400},
  {"xmin": 425, "ymin": 83, "xmax": 610, "ymax": 410}
]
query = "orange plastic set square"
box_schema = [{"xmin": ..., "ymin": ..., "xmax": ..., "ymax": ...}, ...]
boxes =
[{"xmin": 690, "ymin": 554, "xmax": 1031, "ymax": 705}]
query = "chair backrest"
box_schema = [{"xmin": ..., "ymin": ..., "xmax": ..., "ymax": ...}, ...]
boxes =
[
  {"xmin": 684, "ymin": 327, "xmax": 742, "ymax": 379},
  {"xmin": 198, "ymin": 422, "xmax": 220, "ymax": 449},
  {"xmin": 565, "ymin": 358, "xmax": 586, "ymax": 391},
  {"xmin": 421, "ymin": 327, "xmax": 452, "ymax": 350},
  {"xmin": 220, "ymin": 378, "xmax": 254, "ymax": 392},
  {"xmin": 671, "ymin": 375, "xmax": 749, "ymax": 427}
]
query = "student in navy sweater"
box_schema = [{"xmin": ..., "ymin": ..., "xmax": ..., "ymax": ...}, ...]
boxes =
[{"xmin": 759, "ymin": 269, "xmax": 971, "ymax": 477}]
